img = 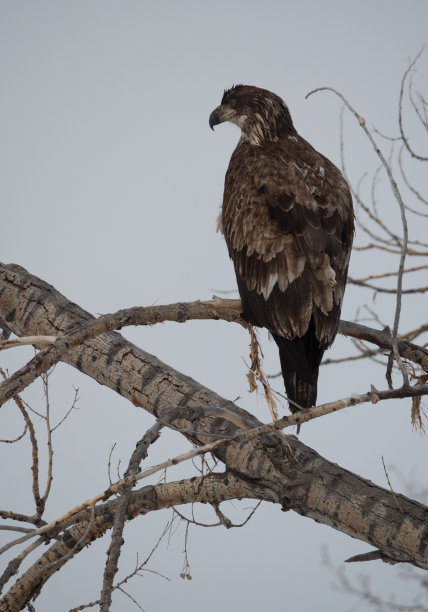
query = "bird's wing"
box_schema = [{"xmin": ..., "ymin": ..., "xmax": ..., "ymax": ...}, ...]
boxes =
[{"xmin": 221, "ymin": 138, "xmax": 354, "ymax": 344}]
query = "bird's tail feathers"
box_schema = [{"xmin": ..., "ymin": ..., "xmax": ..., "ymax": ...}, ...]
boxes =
[{"xmin": 272, "ymin": 323, "xmax": 324, "ymax": 413}]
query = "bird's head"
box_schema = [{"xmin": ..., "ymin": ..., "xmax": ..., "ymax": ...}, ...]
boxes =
[{"xmin": 209, "ymin": 84, "xmax": 296, "ymax": 145}]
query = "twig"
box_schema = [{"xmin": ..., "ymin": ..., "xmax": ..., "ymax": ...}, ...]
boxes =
[
  {"xmin": 398, "ymin": 145, "xmax": 428, "ymax": 209},
  {"xmin": 247, "ymin": 325, "xmax": 278, "ymax": 420},
  {"xmin": 3, "ymin": 379, "xmax": 428, "ymax": 559},
  {"xmin": 409, "ymin": 73, "xmax": 428, "ymax": 130},
  {"xmin": 382, "ymin": 456, "xmax": 404, "ymax": 514},
  {"xmin": 398, "ymin": 48, "xmax": 428, "ymax": 161},
  {"xmin": 51, "ymin": 386, "xmax": 79, "ymax": 432},
  {"xmin": 0, "ymin": 336, "xmax": 57, "ymax": 351},
  {"xmin": 353, "ymin": 243, "xmax": 428, "ymax": 256},
  {"xmin": 179, "ymin": 522, "xmax": 192, "ymax": 580},
  {"xmin": 320, "ymin": 350, "xmax": 380, "ymax": 367},
  {"xmin": 173, "ymin": 507, "xmax": 221, "ymax": 528},
  {"xmin": 2, "ymin": 297, "xmax": 428, "ymax": 414},
  {"xmin": 348, "ymin": 278, "xmax": 428, "ymax": 294},
  {"xmin": 306, "ymin": 86, "xmax": 410, "ymax": 387},
  {"xmin": 0, "ymin": 369, "xmax": 43, "ymax": 518},
  {"xmin": 99, "ymin": 421, "xmax": 163, "ymax": 612},
  {"xmin": 0, "ymin": 420, "xmax": 238, "ymax": 555},
  {"xmin": 352, "ymin": 264, "xmax": 428, "ymax": 283},
  {"xmin": 40, "ymin": 372, "xmax": 53, "ymax": 508},
  {"xmin": 0, "ymin": 423, "xmax": 27, "ymax": 443},
  {"xmin": 116, "ymin": 586, "xmax": 145, "ymax": 611},
  {"xmin": 402, "ymin": 323, "xmax": 428, "ymax": 342},
  {"xmin": 0, "ymin": 510, "xmax": 46, "ymax": 527}
]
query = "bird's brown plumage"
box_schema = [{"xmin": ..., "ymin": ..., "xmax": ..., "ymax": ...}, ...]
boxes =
[{"xmin": 210, "ymin": 85, "xmax": 354, "ymax": 413}]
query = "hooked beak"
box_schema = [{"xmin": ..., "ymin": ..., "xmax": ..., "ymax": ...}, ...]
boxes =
[
  {"xmin": 209, "ymin": 106, "xmax": 222, "ymax": 130},
  {"xmin": 209, "ymin": 105, "xmax": 235, "ymax": 131}
]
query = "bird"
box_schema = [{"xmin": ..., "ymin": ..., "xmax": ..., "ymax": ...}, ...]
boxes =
[{"xmin": 209, "ymin": 85, "xmax": 354, "ymax": 417}]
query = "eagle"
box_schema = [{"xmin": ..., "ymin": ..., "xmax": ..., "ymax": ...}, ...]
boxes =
[{"xmin": 209, "ymin": 85, "xmax": 354, "ymax": 415}]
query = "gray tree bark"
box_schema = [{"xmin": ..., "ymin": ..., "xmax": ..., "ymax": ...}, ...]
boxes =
[{"xmin": 1, "ymin": 262, "xmax": 428, "ymax": 610}]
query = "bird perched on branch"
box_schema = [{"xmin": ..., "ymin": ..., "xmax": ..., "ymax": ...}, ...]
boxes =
[{"xmin": 209, "ymin": 85, "xmax": 354, "ymax": 416}]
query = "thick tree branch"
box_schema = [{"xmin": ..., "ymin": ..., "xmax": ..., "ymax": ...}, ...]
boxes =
[
  {"xmin": 0, "ymin": 264, "xmax": 427, "ymax": 412},
  {"xmin": 1, "ymin": 262, "xmax": 428, "ymax": 600},
  {"xmin": 0, "ymin": 473, "xmax": 251, "ymax": 611}
]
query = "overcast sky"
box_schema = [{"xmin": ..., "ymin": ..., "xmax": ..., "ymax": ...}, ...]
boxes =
[{"xmin": 1, "ymin": 2, "xmax": 428, "ymax": 611}]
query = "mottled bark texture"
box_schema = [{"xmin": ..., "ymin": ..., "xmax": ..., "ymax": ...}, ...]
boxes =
[
  {"xmin": 1, "ymin": 262, "xmax": 428, "ymax": 609},
  {"xmin": 1, "ymin": 474, "xmax": 250, "ymax": 612}
]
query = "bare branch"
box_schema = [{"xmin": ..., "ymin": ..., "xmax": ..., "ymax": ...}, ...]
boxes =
[
  {"xmin": 0, "ymin": 294, "xmax": 246, "ymax": 409},
  {"xmin": 1, "ymin": 283, "xmax": 428, "ymax": 412},
  {"xmin": 399, "ymin": 48, "xmax": 428, "ymax": 161},
  {"xmin": 99, "ymin": 421, "xmax": 163, "ymax": 612},
  {"xmin": 1, "ymin": 473, "xmax": 251, "ymax": 610},
  {"xmin": 306, "ymin": 86, "xmax": 410, "ymax": 386},
  {"xmin": 409, "ymin": 73, "xmax": 428, "ymax": 130},
  {"xmin": 0, "ymin": 423, "xmax": 27, "ymax": 444},
  {"xmin": 40, "ymin": 372, "xmax": 53, "ymax": 507},
  {"xmin": 0, "ymin": 369, "xmax": 43, "ymax": 518},
  {"xmin": 398, "ymin": 145, "xmax": 428, "ymax": 210},
  {"xmin": 353, "ymin": 244, "xmax": 428, "ymax": 255},
  {"xmin": 352, "ymin": 264, "xmax": 428, "ymax": 283},
  {"xmin": 348, "ymin": 278, "xmax": 428, "ymax": 294},
  {"xmin": 0, "ymin": 335, "xmax": 57, "ymax": 351}
]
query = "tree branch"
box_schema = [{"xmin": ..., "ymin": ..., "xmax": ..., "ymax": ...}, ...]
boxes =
[
  {"xmin": 1, "ymin": 262, "xmax": 428, "ymax": 604},
  {"xmin": 0, "ymin": 473, "xmax": 253, "ymax": 611},
  {"xmin": 306, "ymin": 84, "xmax": 410, "ymax": 386},
  {"xmin": 99, "ymin": 421, "xmax": 163, "ymax": 611},
  {"xmin": 1, "ymin": 264, "xmax": 427, "ymax": 412}
]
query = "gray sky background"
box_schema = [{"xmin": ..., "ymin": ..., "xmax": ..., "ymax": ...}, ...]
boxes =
[{"xmin": 1, "ymin": 2, "xmax": 428, "ymax": 610}]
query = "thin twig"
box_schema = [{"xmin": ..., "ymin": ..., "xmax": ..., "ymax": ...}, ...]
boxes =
[
  {"xmin": 306, "ymin": 86, "xmax": 410, "ymax": 387},
  {"xmin": 0, "ymin": 336, "xmax": 57, "ymax": 351},
  {"xmin": 2, "ymin": 379, "xmax": 428, "ymax": 558},
  {"xmin": 398, "ymin": 145, "xmax": 428, "ymax": 209},
  {"xmin": 348, "ymin": 278, "xmax": 428, "ymax": 295},
  {"xmin": 0, "ymin": 369, "xmax": 43, "ymax": 518},
  {"xmin": 40, "ymin": 372, "xmax": 53, "ymax": 507},
  {"xmin": 51, "ymin": 386, "xmax": 79, "ymax": 432},
  {"xmin": 381, "ymin": 456, "xmax": 404, "ymax": 513},
  {"xmin": 398, "ymin": 48, "xmax": 428, "ymax": 161},
  {"xmin": 0, "ymin": 423, "xmax": 28, "ymax": 443},
  {"xmin": 353, "ymin": 264, "xmax": 428, "ymax": 283}
]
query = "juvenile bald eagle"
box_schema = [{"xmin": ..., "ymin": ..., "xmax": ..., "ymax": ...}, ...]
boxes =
[{"xmin": 209, "ymin": 85, "xmax": 354, "ymax": 414}]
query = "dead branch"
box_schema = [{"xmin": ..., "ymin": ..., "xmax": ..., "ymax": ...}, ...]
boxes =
[
  {"xmin": 0, "ymin": 473, "xmax": 253, "ymax": 610},
  {"xmin": 398, "ymin": 144, "xmax": 428, "ymax": 210},
  {"xmin": 306, "ymin": 84, "xmax": 410, "ymax": 386},
  {"xmin": 99, "ymin": 421, "xmax": 163, "ymax": 612},
  {"xmin": 352, "ymin": 264, "xmax": 428, "ymax": 283},
  {"xmin": 0, "ymin": 336, "xmax": 57, "ymax": 351},
  {"xmin": 348, "ymin": 278, "xmax": 428, "ymax": 294},
  {"xmin": 40, "ymin": 373, "xmax": 53, "ymax": 510},
  {"xmin": 1, "ymin": 265, "xmax": 428, "ymax": 413},
  {"xmin": 399, "ymin": 48, "xmax": 428, "ymax": 161},
  {"xmin": 1, "ymin": 261, "xmax": 428, "ymax": 611},
  {"xmin": 353, "ymin": 244, "xmax": 428, "ymax": 256},
  {"xmin": 0, "ymin": 370, "xmax": 43, "ymax": 518}
]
